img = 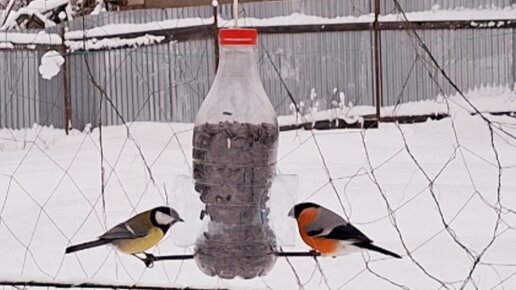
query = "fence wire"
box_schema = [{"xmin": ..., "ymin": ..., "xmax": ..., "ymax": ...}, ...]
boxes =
[{"xmin": 1, "ymin": 0, "xmax": 516, "ymax": 289}]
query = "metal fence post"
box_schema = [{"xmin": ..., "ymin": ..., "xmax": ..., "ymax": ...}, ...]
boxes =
[
  {"xmin": 513, "ymin": 0, "xmax": 516, "ymax": 90},
  {"xmin": 60, "ymin": 25, "xmax": 72, "ymax": 134},
  {"xmin": 212, "ymin": 1, "xmax": 220, "ymax": 72},
  {"xmin": 373, "ymin": 0, "xmax": 382, "ymax": 126}
]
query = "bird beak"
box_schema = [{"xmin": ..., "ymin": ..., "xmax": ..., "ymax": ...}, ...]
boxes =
[
  {"xmin": 287, "ymin": 208, "xmax": 295, "ymax": 218},
  {"xmin": 177, "ymin": 217, "xmax": 184, "ymax": 223}
]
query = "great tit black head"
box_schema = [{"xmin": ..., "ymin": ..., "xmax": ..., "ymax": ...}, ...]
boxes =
[
  {"xmin": 288, "ymin": 202, "xmax": 320, "ymax": 219},
  {"xmin": 151, "ymin": 206, "xmax": 184, "ymax": 233}
]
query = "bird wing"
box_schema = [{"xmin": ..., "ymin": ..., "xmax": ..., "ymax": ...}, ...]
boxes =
[
  {"xmin": 321, "ymin": 224, "xmax": 372, "ymax": 243},
  {"xmin": 99, "ymin": 222, "xmax": 148, "ymax": 241},
  {"xmin": 305, "ymin": 206, "xmax": 349, "ymax": 237}
]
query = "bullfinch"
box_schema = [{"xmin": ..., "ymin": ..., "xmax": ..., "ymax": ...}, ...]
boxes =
[
  {"xmin": 288, "ymin": 202, "xmax": 401, "ymax": 259},
  {"xmin": 65, "ymin": 206, "xmax": 183, "ymax": 264}
]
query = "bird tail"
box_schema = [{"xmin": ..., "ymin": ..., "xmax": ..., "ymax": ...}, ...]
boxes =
[
  {"xmin": 358, "ymin": 243, "xmax": 402, "ymax": 259},
  {"xmin": 65, "ymin": 239, "xmax": 110, "ymax": 254}
]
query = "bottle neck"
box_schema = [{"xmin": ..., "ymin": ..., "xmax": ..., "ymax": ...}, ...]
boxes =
[
  {"xmin": 217, "ymin": 45, "xmax": 260, "ymax": 79},
  {"xmin": 194, "ymin": 42, "xmax": 277, "ymax": 126}
]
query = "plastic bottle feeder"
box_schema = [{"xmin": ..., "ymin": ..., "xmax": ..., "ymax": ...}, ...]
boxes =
[{"xmin": 192, "ymin": 28, "xmax": 279, "ymax": 279}]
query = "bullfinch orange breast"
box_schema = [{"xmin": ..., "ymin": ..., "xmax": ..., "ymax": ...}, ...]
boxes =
[{"xmin": 288, "ymin": 202, "xmax": 402, "ymax": 259}]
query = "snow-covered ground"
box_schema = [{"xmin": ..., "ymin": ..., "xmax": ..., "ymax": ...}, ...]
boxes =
[{"xmin": 1, "ymin": 92, "xmax": 515, "ymax": 289}]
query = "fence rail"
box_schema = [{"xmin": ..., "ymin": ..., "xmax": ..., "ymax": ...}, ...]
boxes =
[{"xmin": 1, "ymin": 0, "xmax": 516, "ymax": 130}]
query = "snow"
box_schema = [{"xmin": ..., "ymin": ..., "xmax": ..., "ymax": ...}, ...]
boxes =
[
  {"xmin": 66, "ymin": 34, "xmax": 165, "ymax": 51},
  {"xmin": 65, "ymin": 17, "xmax": 214, "ymax": 40},
  {"xmin": 59, "ymin": 4, "xmax": 515, "ymax": 48},
  {"xmin": 0, "ymin": 41, "xmax": 14, "ymax": 49},
  {"xmin": 0, "ymin": 31, "xmax": 61, "ymax": 46},
  {"xmin": 221, "ymin": 12, "xmax": 373, "ymax": 27},
  {"xmin": 221, "ymin": 6, "xmax": 516, "ymax": 27},
  {"xmin": 278, "ymin": 85, "xmax": 516, "ymax": 127},
  {"xmin": 0, "ymin": 91, "xmax": 515, "ymax": 289},
  {"xmin": 24, "ymin": 0, "xmax": 68, "ymax": 11},
  {"xmin": 3, "ymin": 5, "xmax": 516, "ymax": 49},
  {"xmin": 90, "ymin": 2, "xmax": 105, "ymax": 16},
  {"xmin": 381, "ymin": 5, "xmax": 516, "ymax": 22},
  {"xmin": 58, "ymin": 11, "xmax": 66, "ymax": 21},
  {"xmin": 38, "ymin": 50, "xmax": 64, "ymax": 80},
  {"xmin": 0, "ymin": 0, "xmax": 68, "ymax": 30},
  {"xmin": 1, "ymin": 3, "xmax": 516, "ymax": 289}
]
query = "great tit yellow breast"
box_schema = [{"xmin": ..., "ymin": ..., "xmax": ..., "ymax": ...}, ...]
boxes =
[{"xmin": 114, "ymin": 227, "xmax": 165, "ymax": 254}]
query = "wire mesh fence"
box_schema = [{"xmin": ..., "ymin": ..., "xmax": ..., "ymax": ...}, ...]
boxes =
[{"xmin": 0, "ymin": 1, "xmax": 516, "ymax": 289}]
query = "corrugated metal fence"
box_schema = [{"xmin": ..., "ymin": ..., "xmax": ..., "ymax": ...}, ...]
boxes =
[
  {"xmin": 70, "ymin": 38, "xmax": 215, "ymax": 127},
  {"xmin": 1, "ymin": 0, "xmax": 516, "ymax": 130}
]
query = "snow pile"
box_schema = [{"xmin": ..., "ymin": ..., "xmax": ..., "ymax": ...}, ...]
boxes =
[
  {"xmin": 278, "ymin": 85, "xmax": 516, "ymax": 127},
  {"xmin": 0, "ymin": 124, "xmax": 66, "ymax": 151},
  {"xmin": 38, "ymin": 50, "xmax": 64, "ymax": 80},
  {"xmin": 24, "ymin": 0, "xmax": 68, "ymax": 12},
  {"xmin": 66, "ymin": 34, "xmax": 165, "ymax": 51},
  {"xmin": 387, "ymin": 85, "xmax": 516, "ymax": 116},
  {"xmin": 0, "ymin": 0, "xmax": 68, "ymax": 30}
]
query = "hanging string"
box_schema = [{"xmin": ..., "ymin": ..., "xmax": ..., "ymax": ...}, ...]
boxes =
[{"xmin": 233, "ymin": 0, "xmax": 239, "ymax": 27}]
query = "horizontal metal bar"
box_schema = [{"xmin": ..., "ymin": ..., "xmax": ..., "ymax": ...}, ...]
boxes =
[
  {"xmin": 274, "ymin": 251, "xmax": 322, "ymax": 257},
  {"xmin": 147, "ymin": 252, "xmax": 322, "ymax": 260},
  {"xmin": 380, "ymin": 19, "xmax": 516, "ymax": 30},
  {"xmin": 62, "ymin": 19, "xmax": 516, "ymax": 48},
  {"xmin": 256, "ymin": 22, "xmax": 373, "ymax": 33},
  {"xmin": 122, "ymin": 0, "xmax": 280, "ymax": 9},
  {"xmin": 153, "ymin": 254, "xmax": 195, "ymax": 261},
  {"xmin": 66, "ymin": 24, "xmax": 213, "ymax": 42},
  {"xmin": 0, "ymin": 280, "xmax": 218, "ymax": 290},
  {"xmin": 256, "ymin": 19, "xmax": 516, "ymax": 34}
]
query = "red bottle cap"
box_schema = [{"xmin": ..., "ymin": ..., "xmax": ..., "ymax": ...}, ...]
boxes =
[{"xmin": 219, "ymin": 28, "xmax": 258, "ymax": 45}]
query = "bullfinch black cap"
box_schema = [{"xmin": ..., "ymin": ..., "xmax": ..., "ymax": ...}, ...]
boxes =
[{"xmin": 288, "ymin": 202, "xmax": 321, "ymax": 219}]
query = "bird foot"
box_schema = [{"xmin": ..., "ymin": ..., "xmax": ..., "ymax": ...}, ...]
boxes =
[
  {"xmin": 133, "ymin": 253, "xmax": 156, "ymax": 268},
  {"xmin": 143, "ymin": 253, "xmax": 156, "ymax": 268},
  {"xmin": 309, "ymin": 250, "xmax": 320, "ymax": 256}
]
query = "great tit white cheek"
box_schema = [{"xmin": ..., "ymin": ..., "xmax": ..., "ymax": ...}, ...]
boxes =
[{"xmin": 155, "ymin": 211, "xmax": 174, "ymax": 225}]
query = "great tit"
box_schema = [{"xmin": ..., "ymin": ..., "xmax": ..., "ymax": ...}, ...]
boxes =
[
  {"xmin": 65, "ymin": 206, "xmax": 183, "ymax": 265},
  {"xmin": 288, "ymin": 202, "xmax": 401, "ymax": 258}
]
